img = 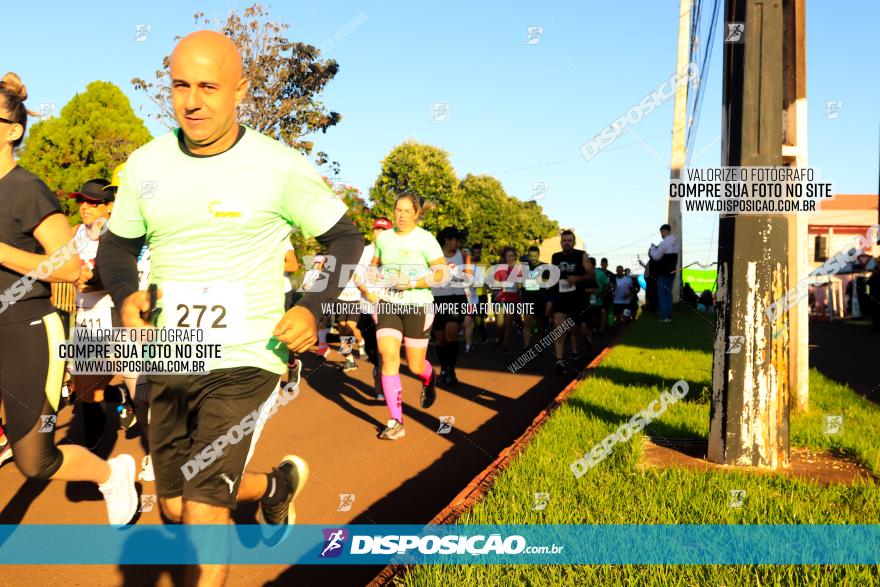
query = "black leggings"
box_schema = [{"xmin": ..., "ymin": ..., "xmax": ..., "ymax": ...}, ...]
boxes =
[{"xmin": 0, "ymin": 312, "xmax": 66, "ymax": 479}]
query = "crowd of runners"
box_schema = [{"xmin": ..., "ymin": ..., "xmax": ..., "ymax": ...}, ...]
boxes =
[
  {"xmin": 0, "ymin": 30, "xmax": 662, "ymax": 585},
  {"xmin": 303, "ymin": 212, "xmax": 650, "ymax": 443}
]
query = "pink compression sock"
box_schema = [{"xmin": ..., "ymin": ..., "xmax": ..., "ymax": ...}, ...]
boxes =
[
  {"xmin": 381, "ymin": 375, "xmax": 403, "ymax": 422},
  {"xmin": 419, "ymin": 360, "xmax": 434, "ymax": 384}
]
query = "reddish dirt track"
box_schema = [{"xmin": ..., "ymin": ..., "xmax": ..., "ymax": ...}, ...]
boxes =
[{"xmin": 0, "ymin": 331, "xmax": 604, "ymax": 586}]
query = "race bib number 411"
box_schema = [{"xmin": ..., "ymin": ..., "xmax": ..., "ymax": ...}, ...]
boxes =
[
  {"xmin": 161, "ymin": 282, "xmax": 245, "ymax": 343},
  {"xmin": 75, "ymin": 306, "xmax": 113, "ymax": 331}
]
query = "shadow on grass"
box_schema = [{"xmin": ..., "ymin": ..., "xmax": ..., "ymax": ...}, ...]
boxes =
[
  {"xmin": 619, "ymin": 307, "xmax": 715, "ymax": 353},
  {"xmin": 809, "ymin": 319, "xmax": 880, "ymax": 406},
  {"xmin": 590, "ymin": 365, "xmax": 711, "ymax": 402},
  {"xmin": 567, "ymin": 396, "xmax": 705, "ymax": 441}
]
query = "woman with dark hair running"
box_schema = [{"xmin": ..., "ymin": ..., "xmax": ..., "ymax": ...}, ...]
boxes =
[
  {"xmin": 371, "ymin": 193, "xmax": 446, "ymax": 440},
  {"xmin": 492, "ymin": 247, "xmax": 523, "ymax": 354},
  {"xmin": 0, "ymin": 72, "xmax": 137, "ymax": 524}
]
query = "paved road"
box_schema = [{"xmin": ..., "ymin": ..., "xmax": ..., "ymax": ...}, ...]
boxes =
[{"xmin": 0, "ymin": 329, "xmax": 600, "ymax": 586}]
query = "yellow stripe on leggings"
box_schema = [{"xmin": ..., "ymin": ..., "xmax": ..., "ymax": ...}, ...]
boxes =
[{"xmin": 42, "ymin": 311, "xmax": 66, "ymax": 411}]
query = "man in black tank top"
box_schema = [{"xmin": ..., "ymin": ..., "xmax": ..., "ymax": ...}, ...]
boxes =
[{"xmin": 548, "ymin": 230, "xmax": 595, "ymax": 373}]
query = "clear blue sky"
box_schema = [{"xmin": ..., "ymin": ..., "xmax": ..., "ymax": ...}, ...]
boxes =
[{"xmin": 8, "ymin": 1, "xmax": 878, "ymax": 267}]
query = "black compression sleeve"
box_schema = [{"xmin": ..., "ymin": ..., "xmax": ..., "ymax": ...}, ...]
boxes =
[
  {"xmin": 295, "ymin": 215, "xmax": 364, "ymax": 322},
  {"xmin": 95, "ymin": 231, "xmax": 144, "ymax": 308}
]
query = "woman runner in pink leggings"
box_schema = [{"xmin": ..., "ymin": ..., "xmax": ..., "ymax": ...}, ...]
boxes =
[{"xmin": 370, "ymin": 193, "xmax": 447, "ymax": 440}]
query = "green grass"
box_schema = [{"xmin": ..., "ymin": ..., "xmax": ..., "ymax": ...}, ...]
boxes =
[{"xmin": 400, "ymin": 310, "xmax": 880, "ymax": 586}]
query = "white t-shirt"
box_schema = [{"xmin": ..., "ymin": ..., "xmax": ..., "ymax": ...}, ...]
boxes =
[
  {"xmin": 433, "ymin": 249, "xmax": 466, "ymax": 298},
  {"xmin": 74, "ymin": 223, "xmax": 113, "ymax": 309},
  {"xmin": 613, "ymin": 275, "xmax": 636, "ymax": 304}
]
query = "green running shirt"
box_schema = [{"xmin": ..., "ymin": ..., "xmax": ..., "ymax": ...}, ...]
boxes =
[
  {"xmin": 373, "ymin": 226, "xmax": 444, "ymax": 305},
  {"xmin": 108, "ymin": 127, "xmax": 347, "ymax": 374}
]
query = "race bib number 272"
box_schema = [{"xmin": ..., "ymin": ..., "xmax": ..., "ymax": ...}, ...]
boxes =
[{"xmin": 160, "ymin": 282, "xmax": 245, "ymax": 343}]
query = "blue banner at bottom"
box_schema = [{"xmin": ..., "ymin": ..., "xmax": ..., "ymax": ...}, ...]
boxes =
[{"xmin": 0, "ymin": 525, "xmax": 878, "ymax": 565}]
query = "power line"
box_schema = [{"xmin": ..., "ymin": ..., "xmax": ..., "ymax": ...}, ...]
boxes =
[{"xmin": 686, "ymin": 0, "xmax": 722, "ymax": 164}]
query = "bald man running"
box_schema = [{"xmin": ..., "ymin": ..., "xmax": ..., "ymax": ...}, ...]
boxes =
[{"xmin": 97, "ymin": 30, "xmax": 363, "ymax": 582}]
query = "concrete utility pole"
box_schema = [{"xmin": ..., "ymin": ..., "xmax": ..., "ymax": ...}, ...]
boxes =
[
  {"xmin": 666, "ymin": 0, "xmax": 692, "ymax": 302},
  {"xmin": 708, "ymin": 0, "xmax": 790, "ymax": 469},
  {"xmin": 782, "ymin": 0, "xmax": 809, "ymax": 412}
]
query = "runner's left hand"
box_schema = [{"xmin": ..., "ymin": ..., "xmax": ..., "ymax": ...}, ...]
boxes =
[{"xmin": 274, "ymin": 305, "xmax": 318, "ymax": 352}]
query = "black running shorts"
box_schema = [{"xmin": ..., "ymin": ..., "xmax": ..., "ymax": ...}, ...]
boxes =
[
  {"xmin": 147, "ymin": 367, "xmax": 280, "ymax": 509},
  {"xmin": 551, "ymin": 292, "xmax": 590, "ymax": 323},
  {"xmin": 432, "ymin": 294, "xmax": 466, "ymax": 330},
  {"xmin": 521, "ymin": 290, "xmax": 546, "ymax": 316},
  {"xmin": 375, "ymin": 303, "xmax": 434, "ymax": 348}
]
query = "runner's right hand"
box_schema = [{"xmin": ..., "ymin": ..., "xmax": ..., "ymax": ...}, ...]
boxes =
[{"xmin": 121, "ymin": 290, "xmax": 159, "ymax": 328}]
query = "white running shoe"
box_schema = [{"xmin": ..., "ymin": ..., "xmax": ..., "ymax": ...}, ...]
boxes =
[
  {"xmin": 0, "ymin": 443, "xmax": 12, "ymax": 468},
  {"xmin": 138, "ymin": 454, "xmax": 155, "ymax": 482},
  {"xmin": 378, "ymin": 419, "xmax": 406, "ymax": 440},
  {"xmin": 99, "ymin": 454, "xmax": 138, "ymax": 526}
]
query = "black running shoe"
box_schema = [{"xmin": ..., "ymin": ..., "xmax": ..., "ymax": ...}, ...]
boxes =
[
  {"xmin": 258, "ymin": 455, "xmax": 310, "ymax": 528},
  {"xmin": 117, "ymin": 404, "xmax": 137, "ymax": 430},
  {"xmin": 420, "ymin": 367, "xmax": 437, "ymax": 408},
  {"xmin": 446, "ymin": 370, "xmax": 459, "ymax": 385}
]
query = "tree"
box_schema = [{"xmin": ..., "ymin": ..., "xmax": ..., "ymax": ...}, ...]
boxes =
[
  {"xmin": 370, "ymin": 143, "xmax": 560, "ymax": 256},
  {"xmin": 456, "ymin": 174, "xmax": 509, "ymax": 258},
  {"xmin": 369, "ymin": 141, "xmax": 465, "ymax": 234},
  {"xmin": 132, "ymin": 3, "xmax": 341, "ymax": 171},
  {"xmin": 18, "ymin": 81, "xmax": 152, "ymax": 223},
  {"xmin": 457, "ymin": 174, "xmax": 559, "ymax": 260},
  {"xmin": 332, "ymin": 182, "xmax": 373, "ymax": 241},
  {"xmin": 507, "ymin": 199, "xmax": 560, "ymax": 255}
]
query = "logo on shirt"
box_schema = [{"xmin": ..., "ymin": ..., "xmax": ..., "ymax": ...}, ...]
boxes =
[
  {"xmin": 208, "ymin": 200, "xmax": 247, "ymax": 220},
  {"xmin": 219, "ymin": 473, "xmax": 238, "ymax": 494}
]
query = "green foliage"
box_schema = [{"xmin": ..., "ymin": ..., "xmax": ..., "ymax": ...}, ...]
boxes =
[
  {"xmin": 17, "ymin": 81, "xmax": 152, "ymax": 224},
  {"xmin": 369, "ymin": 141, "xmax": 463, "ymax": 234},
  {"xmin": 458, "ymin": 173, "xmax": 559, "ymax": 260},
  {"xmin": 333, "ymin": 182, "xmax": 373, "ymax": 242},
  {"xmin": 369, "ymin": 143, "xmax": 559, "ymax": 256}
]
